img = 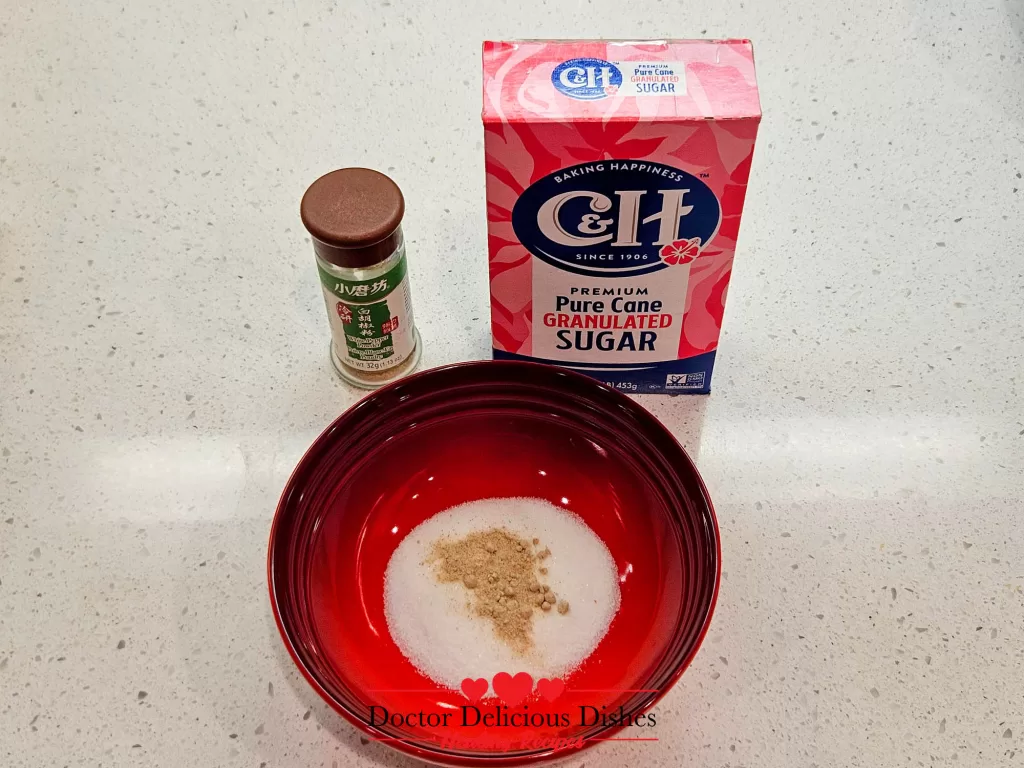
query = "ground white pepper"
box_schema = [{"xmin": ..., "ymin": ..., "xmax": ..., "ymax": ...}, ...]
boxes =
[
  {"xmin": 300, "ymin": 168, "xmax": 422, "ymax": 389},
  {"xmin": 428, "ymin": 527, "xmax": 569, "ymax": 653}
]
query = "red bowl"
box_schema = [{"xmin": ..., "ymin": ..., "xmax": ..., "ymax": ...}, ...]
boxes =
[{"xmin": 268, "ymin": 361, "xmax": 719, "ymax": 766}]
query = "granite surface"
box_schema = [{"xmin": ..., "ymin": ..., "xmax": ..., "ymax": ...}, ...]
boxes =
[{"xmin": 2, "ymin": 0, "xmax": 1023, "ymax": 765}]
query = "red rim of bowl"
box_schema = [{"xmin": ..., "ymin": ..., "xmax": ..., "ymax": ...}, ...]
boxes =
[{"xmin": 268, "ymin": 360, "xmax": 721, "ymax": 766}]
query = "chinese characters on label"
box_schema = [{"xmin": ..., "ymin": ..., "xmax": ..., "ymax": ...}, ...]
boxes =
[
  {"xmin": 319, "ymin": 251, "xmax": 416, "ymax": 373},
  {"xmin": 332, "ymin": 278, "xmax": 390, "ymax": 299},
  {"xmin": 335, "ymin": 300, "xmax": 401, "ymax": 363}
]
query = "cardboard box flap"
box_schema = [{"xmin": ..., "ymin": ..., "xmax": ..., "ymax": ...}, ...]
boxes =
[{"xmin": 483, "ymin": 39, "xmax": 761, "ymax": 123}]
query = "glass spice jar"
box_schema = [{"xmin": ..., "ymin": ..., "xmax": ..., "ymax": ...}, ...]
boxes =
[{"xmin": 300, "ymin": 168, "xmax": 421, "ymax": 389}]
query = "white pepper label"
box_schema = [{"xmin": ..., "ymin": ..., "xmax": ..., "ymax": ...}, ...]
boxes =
[{"xmin": 318, "ymin": 253, "xmax": 417, "ymax": 372}]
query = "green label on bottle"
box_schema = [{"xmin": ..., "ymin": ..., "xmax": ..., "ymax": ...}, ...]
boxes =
[
  {"xmin": 317, "ymin": 256, "xmax": 408, "ymax": 303},
  {"xmin": 318, "ymin": 254, "xmax": 416, "ymax": 372}
]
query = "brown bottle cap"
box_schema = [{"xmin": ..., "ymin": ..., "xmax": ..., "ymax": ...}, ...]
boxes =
[{"xmin": 300, "ymin": 168, "xmax": 405, "ymax": 269}]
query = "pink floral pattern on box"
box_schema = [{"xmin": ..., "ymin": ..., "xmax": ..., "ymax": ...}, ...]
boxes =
[{"xmin": 483, "ymin": 40, "xmax": 759, "ymax": 359}]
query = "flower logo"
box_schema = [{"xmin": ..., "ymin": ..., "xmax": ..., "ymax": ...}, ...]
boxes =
[{"xmin": 659, "ymin": 237, "xmax": 702, "ymax": 266}]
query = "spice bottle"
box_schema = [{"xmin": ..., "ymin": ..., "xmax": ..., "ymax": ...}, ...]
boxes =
[{"xmin": 300, "ymin": 168, "xmax": 421, "ymax": 388}]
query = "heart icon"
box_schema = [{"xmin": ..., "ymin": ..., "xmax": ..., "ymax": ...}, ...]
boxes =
[
  {"xmin": 491, "ymin": 672, "xmax": 533, "ymax": 707},
  {"xmin": 535, "ymin": 678, "xmax": 565, "ymax": 702},
  {"xmin": 460, "ymin": 677, "xmax": 489, "ymax": 702}
]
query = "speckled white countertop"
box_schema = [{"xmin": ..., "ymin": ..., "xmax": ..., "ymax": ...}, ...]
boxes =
[{"xmin": 2, "ymin": 0, "xmax": 1023, "ymax": 766}]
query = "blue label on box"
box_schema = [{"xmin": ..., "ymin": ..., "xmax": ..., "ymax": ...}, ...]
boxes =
[{"xmin": 551, "ymin": 58, "xmax": 623, "ymax": 100}]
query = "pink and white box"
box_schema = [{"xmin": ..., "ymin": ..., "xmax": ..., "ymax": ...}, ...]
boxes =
[{"xmin": 482, "ymin": 40, "xmax": 761, "ymax": 393}]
